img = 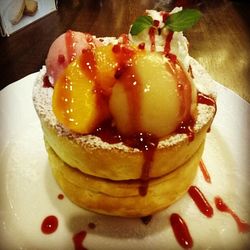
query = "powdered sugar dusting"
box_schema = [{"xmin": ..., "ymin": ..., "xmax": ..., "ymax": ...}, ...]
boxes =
[
  {"xmin": 190, "ymin": 57, "xmax": 217, "ymax": 98},
  {"xmin": 33, "ymin": 64, "xmax": 215, "ymax": 152}
]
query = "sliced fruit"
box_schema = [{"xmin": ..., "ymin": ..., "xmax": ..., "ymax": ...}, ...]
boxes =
[
  {"xmin": 109, "ymin": 51, "xmax": 197, "ymax": 137},
  {"xmin": 52, "ymin": 44, "xmax": 119, "ymax": 133},
  {"xmin": 52, "ymin": 56, "xmax": 110, "ymax": 134},
  {"xmin": 94, "ymin": 45, "xmax": 118, "ymax": 95}
]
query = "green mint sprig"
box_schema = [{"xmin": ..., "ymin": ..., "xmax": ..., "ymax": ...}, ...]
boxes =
[
  {"xmin": 165, "ymin": 9, "xmax": 202, "ymax": 32},
  {"xmin": 130, "ymin": 9, "xmax": 202, "ymax": 35},
  {"xmin": 130, "ymin": 15, "xmax": 153, "ymax": 36}
]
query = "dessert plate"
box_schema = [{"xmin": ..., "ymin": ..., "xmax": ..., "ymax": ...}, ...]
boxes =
[{"xmin": 0, "ymin": 64, "xmax": 249, "ymax": 249}]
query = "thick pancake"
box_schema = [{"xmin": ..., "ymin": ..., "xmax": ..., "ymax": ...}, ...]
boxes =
[
  {"xmin": 33, "ymin": 67, "xmax": 215, "ymax": 180},
  {"xmin": 45, "ymin": 140, "xmax": 204, "ymax": 217}
]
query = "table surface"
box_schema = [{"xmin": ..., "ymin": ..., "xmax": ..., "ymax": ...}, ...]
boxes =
[{"xmin": 0, "ymin": 0, "xmax": 249, "ymax": 102}]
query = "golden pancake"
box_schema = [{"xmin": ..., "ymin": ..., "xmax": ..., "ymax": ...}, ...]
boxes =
[
  {"xmin": 33, "ymin": 68, "xmax": 215, "ymax": 181},
  {"xmin": 45, "ymin": 139, "xmax": 204, "ymax": 217}
]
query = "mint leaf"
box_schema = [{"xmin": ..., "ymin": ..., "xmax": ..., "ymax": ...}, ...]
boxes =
[
  {"xmin": 130, "ymin": 16, "xmax": 153, "ymax": 35},
  {"xmin": 165, "ymin": 9, "xmax": 202, "ymax": 32}
]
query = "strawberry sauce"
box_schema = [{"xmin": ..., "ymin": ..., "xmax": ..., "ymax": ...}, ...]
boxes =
[
  {"xmin": 170, "ymin": 213, "xmax": 193, "ymax": 249},
  {"xmin": 188, "ymin": 186, "xmax": 213, "ymax": 218},
  {"xmin": 43, "ymin": 75, "xmax": 53, "ymax": 88},
  {"xmin": 65, "ymin": 30, "xmax": 76, "ymax": 63},
  {"xmin": 41, "ymin": 215, "xmax": 58, "ymax": 234},
  {"xmin": 197, "ymin": 92, "xmax": 216, "ymax": 107},
  {"xmin": 164, "ymin": 31, "xmax": 174, "ymax": 55},
  {"xmin": 215, "ymin": 196, "xmax": 250, "ymax": 233},
  {"xmin": 73, "ymin": 231, "xmax": 88, "ymax": 250},
  {"xmin": 199, "ymin": 160, "xmax": 211, "ymax": 183},
  {"xmin": 148, "ymin": 27, "xmax": 156, "ymax": 52}
]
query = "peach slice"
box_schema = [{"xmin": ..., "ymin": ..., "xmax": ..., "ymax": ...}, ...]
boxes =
[
  {"xmin": 90, "ymin": 44, "xmax": 118, "ymax": 95},
  {"xmin": 52, "ymin": 45, "xmax": 118, "ymax": 134},
  {"xmin": 52, "ymin": 56, "xmax": 110, "ymax": 134}
]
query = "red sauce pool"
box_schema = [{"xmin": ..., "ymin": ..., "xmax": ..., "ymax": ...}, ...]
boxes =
[
  {"xmin": 188, "ymin": 186, "xmax": 213, "ymax": 218},
  {"xmin": 215, "ymin": 196, "xmax": 250, "ymax": 233},
  {"xmin": 41, "ymin": 215, "xmax": 58, "ymax": 234},
  {"xmin": 170, "ymin": 213, "xmax": 193, "ymax": 249}
]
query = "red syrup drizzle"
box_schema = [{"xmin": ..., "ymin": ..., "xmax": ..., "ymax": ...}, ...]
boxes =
[
  {"xmin": 65, "ymin": 30, "xmax": 76, "ymax": 63},
  {"xmin": 57, "ymin": 54, "xmax": 65, "ymax": 64},
  {"xmin": 161, "ymin": 11, "xmax": 176, "ymax": 63},
  {"xmin": 215, "ymin": 196, "xmax": 250, "ymax": 233},
  {"xmin": 72, "ymin": 231, "xmax": 88, "ymax": 250},
  {"xmin": 199, "ymin": 160, "xmax": 211, "ymax": 183},
  {"xmin": 120, "ymin": 33, "xmax": 130, "ymax": 44},
  {"xmin": 95, "ymin": 42, "xmax": 201, "ymax": 195},
  {"xmin": 77, "ymin": 42, "xmax": 157, "ymax": 197},
  {"xmin": 164, "ymin": 31, "xmax": 174, "ymax": 57},
  {"xmin": 148, "ymin": 26, "xmax": 156, "ymax": 52},
  {"xmin": 80, "ymin": 49, "xmax": 96, "ymax": 79},
  {"xmin": 138, "ymin": 42, "xmax": 145, "ymax": 50},
  {"xmin": 126, "ymin": 133, "xmax": 159, "ymax": 196},
  {"xmin": 95, "ymin": 123, "xmax": 159, "ymax": 196},
  {"xmin": 57, "ymin": 193, "xmax": 64, "ymax": 200},
  {"xmin": 197, "ymin": 92, "xmax": 216, "ymax": 107},
  {"xmin": 174, "ymin": 91, "xmax": 216, "ymax": 142},
  {"xmin": 94, "ymin": 120, "xmax": 122, "ymax": 144},
  {"xmin": 80, "ymin": 48, "xmax": 110, "ymax": 119},
  {"xmin": 112, "ymin": 43, "xmax": 159, "ymax": 196},
  {"xmin": 148, "ymin": 20, "xmax": 160, "ymax": 52},
  {"xmin": 175, "ymin": 117, "xmax": 195, "ymax": 142},
  {"xmin": 170, "ymin": 213, "xmax": 193, "ymax": 249},
  {"xmin": 41, "ymin": 215, "xmax": 58, "ymax": 234},
  {"xmin": 188, "ymin": 186, "xmax": 213, "ymax": 218},
  {"xmin": 43, "ymin": 75, "xmax": 53, "ymax": 88},
  {"xmin": 161, "ymin": 11, "xmax": 170, "ymax": 23},
  {"xmin": 82, "ymin": 42, "xmax": 209, "ymax": 197}
]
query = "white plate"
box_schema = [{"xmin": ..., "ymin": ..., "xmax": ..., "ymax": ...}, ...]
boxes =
[{"xmin": 0, "ymin": 72, "xmax": 249, "ymax": 250}]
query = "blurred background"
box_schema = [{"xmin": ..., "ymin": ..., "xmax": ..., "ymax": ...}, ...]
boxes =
[{"xmin": 0, "ymin": 0, "xmax": 249, "ymax": 102}]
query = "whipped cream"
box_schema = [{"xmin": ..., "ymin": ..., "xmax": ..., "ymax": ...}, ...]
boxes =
[{"xmin": 129, "ymin": 7, "xmax": 190, "ymax": 70}]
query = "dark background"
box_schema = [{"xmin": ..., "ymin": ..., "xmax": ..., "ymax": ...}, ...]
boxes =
[{"xmin": 0, "ymin": 0, "xmax": 249, "ymax": 102}]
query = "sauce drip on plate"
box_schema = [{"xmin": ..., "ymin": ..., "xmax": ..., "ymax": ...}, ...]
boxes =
[
  {"xmin": 41, "ymin": 215, "xmax": 58, "ymax": 234},
  {"xmin": 215, "ymin": 196, "xmax": 250, "ymax": 233},
  {"xmin": 170, "ymin": 213, "xmax": 193, "ymax": 249}
]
